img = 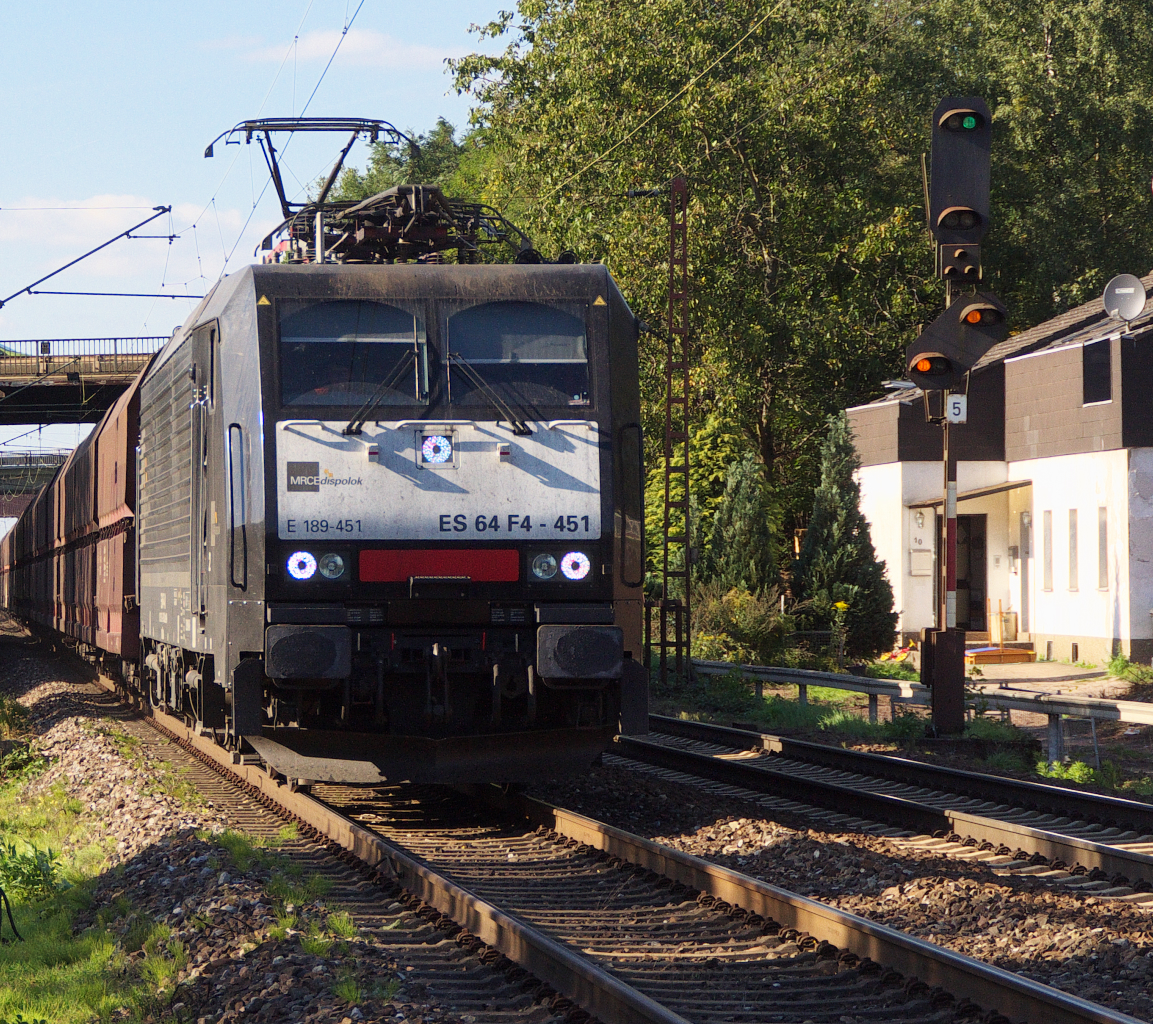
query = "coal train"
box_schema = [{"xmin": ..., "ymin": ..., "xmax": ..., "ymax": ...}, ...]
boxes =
[{"xmin": 0, "ymin": 118, "xmax": 648, "ymax": 785}]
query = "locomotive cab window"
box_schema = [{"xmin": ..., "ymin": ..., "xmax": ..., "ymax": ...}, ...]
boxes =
[
  {"xmin": 447, "ymin": 301, "xmax": 589, "ymax": 408},
  {"xmin": 280, "ymin": 299, "xmax": 428, "ymax": 407}
]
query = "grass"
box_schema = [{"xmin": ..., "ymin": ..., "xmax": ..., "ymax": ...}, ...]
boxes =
[
  {"xmin": 964, "ymin": 715, "xmax": 1030, "ymax": 745},
  {"xmin": 0, "ymin": 694, "xmax": 29, "ymax": 740},
  {"xmin": 370, "ymin": 978, "xmax": 402, "ymax": 1000},
  {"xmin": 0, "ymin": 705, "xmax": 224, "ymax": 1021},
  {"xmin": 0, "ymin": 887, "xmax": 129, "ymax": 1024},
  {"xmin": 332, "ymin": 966, "xmax": 362, "ymax": 1003},
  {"xmin": 983, "ymin": 748, "xmax": 1034, "ymax": 773},
  {"xmin": 268, "ymin": 871, "xmax": 332, "ymax": 908},
  {"xmin": 326, "ymin": 910, "xmax": 358, "ymax": 938},
  {"xmin": 864, "ymin": 660, "xmax": 919, "ymax": 682}
]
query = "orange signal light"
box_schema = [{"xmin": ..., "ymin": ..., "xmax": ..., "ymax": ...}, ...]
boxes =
[
  {"xmin": 965, "ymin": 309, "xmax": 983, "ymax": 324},
  {"xmin": 915, "ymin": 358, "xmax": 933, "ymax": 372}
]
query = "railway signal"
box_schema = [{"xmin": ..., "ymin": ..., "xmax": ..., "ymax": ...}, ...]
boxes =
[
  {"xmin": 906, "ymin": 292, "xmax": 1008, "ymax": 390},
  {"xmin": 930, "ymin": 98, "xmax": 991, "ymax": 282},
  {"xmin": 918, "ymin": 97, "xmax": 1004, "ymax": 736}
]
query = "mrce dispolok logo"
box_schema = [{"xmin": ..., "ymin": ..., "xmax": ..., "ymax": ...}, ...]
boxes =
[{"xmin": 286, "ymin": 462, "xmax": 363, "ymax": 493}]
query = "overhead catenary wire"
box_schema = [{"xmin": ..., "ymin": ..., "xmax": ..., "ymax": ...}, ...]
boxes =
[
  {"xmin": 0, "ymin": 206, "xmax": 172, "ymax": 309},
  {"xmin": 217, "ymin": 0, "xmax": 369, "ymax": 276}
]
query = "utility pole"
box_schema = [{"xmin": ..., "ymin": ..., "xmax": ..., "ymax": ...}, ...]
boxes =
[{"xmin": 659, "ymin": 177, "xmax": 692, "ymax": 684}]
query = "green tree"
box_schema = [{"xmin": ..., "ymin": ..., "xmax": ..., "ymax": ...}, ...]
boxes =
[
  {"xmin": 889, "ymin": 0, "xmax": 1153, "ymax": 324},
  {"xmin": 700, "ymin": 455, "xmax": 777, "ymax": 594},
  {"xmin": 449, "ymin": 0, "xmax": 1153, "ymax": 534},
  {"xmin": 793, "ymin": 412, "xmax": 896, "ymax": 659},
  {"xmin": 450, "ymin": 0, "xmax": 933, "ymax": 532}
]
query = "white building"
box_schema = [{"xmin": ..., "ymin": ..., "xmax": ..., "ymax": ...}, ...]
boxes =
[{"xmin": 848, "ymin": 274, "xmax": 1153, "ymax": 664}]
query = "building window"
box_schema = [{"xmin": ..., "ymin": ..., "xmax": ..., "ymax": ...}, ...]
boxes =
[
  {"xmin": 1068, "ymin": 509, "xmax": 1079, "ymax": 591},
  {"xmin": 1042, "ymin": 510, "xmax": 1052, "ymax": 591},
  {"xmin": 1099, "ymin": 506, "xmax": 1108, "ymax": 590},
  {"xmin": 1083, "ymin": 339, "xmax": 1111, "ymax": 404}
]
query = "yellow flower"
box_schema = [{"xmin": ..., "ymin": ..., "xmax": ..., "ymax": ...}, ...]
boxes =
[{"xmin": 833, "ymin": 601, "xmax": 849, "ymax": 611}]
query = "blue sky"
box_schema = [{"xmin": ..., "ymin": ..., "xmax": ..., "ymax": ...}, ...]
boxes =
[{"xmin": 0, "ymin": 0, "xmax": 508, "ymax": 450}]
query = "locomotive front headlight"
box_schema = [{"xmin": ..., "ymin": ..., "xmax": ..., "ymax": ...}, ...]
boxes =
[
  {"xmin": 421, "ymin": 434, "xmax": 452, "ymax": 464},
  {"xmin": 287, "ymin": 551, "xmax": 318, "ymax": 580},
  {"xmin": 559, "ymin": 551, "xmax": 591, "ymax": 581},
  {"xmin": 532, "ymin": 553, "xmax": 558, "ymax": 580},
  {"xmin": 318, "ymin": 553, "xmax": 346, "ymax": 580}
]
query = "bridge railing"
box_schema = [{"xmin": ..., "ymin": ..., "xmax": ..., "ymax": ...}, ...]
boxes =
[
  {"xmin": 0, "ymin": 453, "xmax": 68, "ymax": 469},
  {"xmin": 0, "ymin": 337, "xmax": 168, "ymax": 380}
]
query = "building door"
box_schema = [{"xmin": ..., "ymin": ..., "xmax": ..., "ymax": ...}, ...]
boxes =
[{"xmin": 956, "ymin": 514, "xmax": 987, "ymax": 631}]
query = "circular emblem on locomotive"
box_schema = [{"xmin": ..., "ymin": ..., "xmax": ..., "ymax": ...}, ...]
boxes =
[{"xmin": 287, "ymin": 551, "xmax": 318, "ymax": 580}]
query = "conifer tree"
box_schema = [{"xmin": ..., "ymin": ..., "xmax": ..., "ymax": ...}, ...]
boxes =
[
  {"xmin": 794, "ymin": 413, "xmax": 896, "ymax": 658},
  {"xmin": 702, "ymin": 455, "xmax": 777, "ymax": 595}
]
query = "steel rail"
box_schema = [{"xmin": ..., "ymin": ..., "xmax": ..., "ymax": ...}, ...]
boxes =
[
  {"xmin": 652, "ymin": 714, "xmax": 1153, "ymax": 832},
  {"xmin": 89, "ymin": 676, "xmax": 687, "ymax": 1024},
  {"xmin": 86, "ymin": 672, "xmax": 1144, "ymax": 1024},
  {"xmin": 617, "ymin": 732, "xmax": 1153, "ymax": 886},
  {"xmin": 493, "ymin": 791, "xmax": 1142, "ymax": 1024}
]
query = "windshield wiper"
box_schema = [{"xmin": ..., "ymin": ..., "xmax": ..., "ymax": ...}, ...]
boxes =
[
  {"xmin": 448, "ymin": 353, "xmax": 533, "ymax": 436},
  {"xmin": 343, "ymin": 349, "xmax": 418, "ymax": 435}
]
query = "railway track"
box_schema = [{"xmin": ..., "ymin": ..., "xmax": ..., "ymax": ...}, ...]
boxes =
[
  {"xmin": 89, "ymin": 672, "xmax": 1146, "ymax": 1024},
  {"xmin": 616, "ymin": 716, "xmax": 1153, "ymax": 902}
]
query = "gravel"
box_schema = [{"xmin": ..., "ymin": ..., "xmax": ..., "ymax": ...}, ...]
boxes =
[
  {"xmin": 531, "ymin": 762, "xmax": 1153, "ymax": 1021},
  {"xmin": 0, "ymin": 626, "xmax": 565, "ymax": 1024}
]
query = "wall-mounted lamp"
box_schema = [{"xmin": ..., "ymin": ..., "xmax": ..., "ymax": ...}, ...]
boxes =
[{"xmin": 914, "ymin": 510, "xmax": 925, "ymax": 529}]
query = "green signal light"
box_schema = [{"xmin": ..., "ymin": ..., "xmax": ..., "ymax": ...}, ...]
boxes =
[{"xmin": 962, "ymin": 115, "xmax": 977, "ymax": 130}]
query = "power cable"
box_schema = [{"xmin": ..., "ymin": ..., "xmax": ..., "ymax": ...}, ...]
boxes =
[
  {"xmin": 0, "ymin": 207, "xmax": 172, "ymax": 309},
  {"xmin": 173, "ymin": 0, "xmax": 318, "ymax": 238}
]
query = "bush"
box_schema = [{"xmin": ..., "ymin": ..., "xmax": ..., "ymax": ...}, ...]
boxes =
[
  {"xmin": 692, "ymin": 582, "xmax": 793, "ymax": 665},
  {"xmin": 0, "ymin": 743, "xmax": 47, "ymax": 784},
  {"xmin": 0, "ymin": 842, "xmax": 71, "ymax": 901},
  {"xmin": 1037, "ymin": 759, "xmax": 1096, "ymax": 785},
  {"xmin": 1108, "ymin": 653, "xmax": 1153, "ymax": 685}
]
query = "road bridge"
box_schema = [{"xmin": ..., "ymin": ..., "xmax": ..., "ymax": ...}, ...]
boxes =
[{"xmin": 0, "ymin": 337, "xmax": 165, "ymax": 425}]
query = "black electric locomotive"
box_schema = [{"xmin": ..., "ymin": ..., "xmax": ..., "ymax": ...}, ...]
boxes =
[{"xmin": 137, "ymin": 259, "xmax": 647, "ymax": 783}]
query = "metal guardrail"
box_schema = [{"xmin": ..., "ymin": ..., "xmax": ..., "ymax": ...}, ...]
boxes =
[
  {"xmin": 0, "ymin": 453, "xmax": 68, "ymax": 468},
  {"xmin": 692, "ymin": 658, "xmax": 1153, "ymax": 754},
  {"xmin": 692, "ymin": 658, "xmax": 928, "ymax": 723}
]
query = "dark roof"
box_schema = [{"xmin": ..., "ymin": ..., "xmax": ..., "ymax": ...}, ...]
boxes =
[
  {"xmin": 972, "ymin": 269, "xmax": 1153, "ymax": 371},
  {"xmin": 851, "ymin": 270, "xmax": 1153, "ymax": 411}
]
